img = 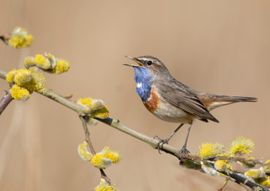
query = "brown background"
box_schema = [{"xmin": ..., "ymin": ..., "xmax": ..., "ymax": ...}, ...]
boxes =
[{"xmin": 0, "ymin": 0, "xmax": 270, "ymax": 190}]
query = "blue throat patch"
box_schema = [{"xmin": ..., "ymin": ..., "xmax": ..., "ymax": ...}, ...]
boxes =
[{"xmin": 133, "ymin": 67, "xmax": 153, "ymax": 102}]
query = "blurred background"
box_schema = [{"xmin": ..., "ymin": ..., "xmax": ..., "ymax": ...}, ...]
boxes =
[{"xmin": 0, "ymin": 0, "xmax": 270, "ymax": 190}]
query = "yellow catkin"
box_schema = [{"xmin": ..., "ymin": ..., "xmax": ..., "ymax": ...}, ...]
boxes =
[
  {"xmin": 33, "ymin": 54, "xmax": 51, "ymax": 69},
  {"xmin": 214, "ymin": 160, "xmax": 231, "ymax": 171},
  {"xmin": 5, "ymin": 68, "xmax": 45, "ymax": 93},
  {"xmin": 13, "ymin": 69, "xmax": 32, "ymax": 86},
  {"xmin": 90, "ymin": 147, "xmax": 120, "ymax": 169},
  {"xmin": 90, "ymin": 154, "xmax": 112, "ymax": 169},
  {"xmin": 230, "ymin": 137, "xmax": 255, "ymax": 155},
  {"xmin": 5, "ymin": 69, "xmax": 17, "ymax": 83},
  {"xmin": 77, "ymin": 98, "xmax": 110, "ymax": 119},
  {"xmin": 102, "ymin": 147, "xmax": 120, "ymax": 163},
  {"xmin": 77, "ymin": 97, "xmax": 94, "ymax": 108},
  {"xmin": 260, "ymin": 177, "xmax": 270, "ymax": 188},
  {"xmin": 24, "ymin": 53, "xmax": 70, "ymax": 74},
  {"xmin": 95, "ymin": 179, "xmax": 117, "ymax": 191},
  {"xmin": 245, "ymin": 168, "xmax": 265, "ymax": 179},
  {"xmin": 8, "ymin": 27, "xmax": 33, "ymax": 48},
  {"xmin": 53, "ymin": 59, "xmax": 70, "ymax": 74},
  {"xmin": 9, "ymin": 85, "xmax": 30, "ymax": 100},
  {"xmin": 264, "ymin": 160, "xmax": 270, "ymax": 174},
  {"xmin": 199, "ymin": 143, "xmax": 224, "ymax": 159},
  {"xmin": 77, "ymin": 142, "xmax": 93, "ymax": 161}
]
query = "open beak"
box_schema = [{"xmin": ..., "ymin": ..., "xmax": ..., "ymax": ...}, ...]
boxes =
[{"xmin": 124, "ymin": 56, "xmax": 143, "ymax": 67}]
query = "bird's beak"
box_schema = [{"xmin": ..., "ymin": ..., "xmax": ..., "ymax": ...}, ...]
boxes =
[{"xmin": 124, "ymin": 56, "xmax": 143, "ymax": 67}]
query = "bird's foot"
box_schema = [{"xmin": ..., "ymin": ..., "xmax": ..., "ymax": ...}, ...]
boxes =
[
  {"xmin": 179, "ymin": 146, "xmax": 190, "ymax": 154},
  {"xmin": 153, "ymin": 136, "xmax": 169, "ymax": 154}
]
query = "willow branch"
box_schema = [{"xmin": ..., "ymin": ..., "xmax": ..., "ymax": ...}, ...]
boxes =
[
  {"xmin": 0, "ymin": 90, "xmax": 13, "ymax": 115},
  {"xmin": 0, "ymin": 71, "xmax": 13, "ymax": 115},
  {"xmin": 0, "ymin": 69, "xmax": 268, "ymax": 191},
  {"xmin": 38, "ymin": 88, "xmax": 90, "ymax": 114},
  {"xmin": 218, "ymin": 179, "xmax": 229, "ymax": 191},
  {"xmin": 0, "ymin": 69, "xmax": 205, "ymax": 161},
  {"xmin": 0, "ymin": 70, "xmax": 6, "ymax": 79},
  {"xmin": 80, "ymin": 116, "xmax": 96, "ymax": 154},
  {"xmin": 0, "ymin": 36, "xmax": 8, "ymax": 45},
  {"xmin": 79, "ymin": 116, "xmax": 111, "ymax": 184}
]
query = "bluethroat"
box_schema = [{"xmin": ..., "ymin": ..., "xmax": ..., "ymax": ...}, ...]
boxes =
[{"xmin": 124, "ymin": 56, "xmax": 257, "ymax": 153}]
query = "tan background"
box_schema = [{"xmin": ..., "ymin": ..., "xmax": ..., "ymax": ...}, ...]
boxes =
[{"xmin": 0, "ymin": 0, "xmax": 270, "ymax": 190}]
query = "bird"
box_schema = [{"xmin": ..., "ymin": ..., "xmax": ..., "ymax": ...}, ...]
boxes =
[{"xmin": 124, "ymin": 55, "xmax": 257, "ymax": 153}]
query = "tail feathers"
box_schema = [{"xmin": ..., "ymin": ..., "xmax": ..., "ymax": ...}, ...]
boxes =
[
  {"xmin": 200, "ymin": 115, "xmax": 219, "ymax": 123},
  {"xmin": 199, "ymin": 94, "xmax": 257, "ymax": 110},
  {"xmin": 211, "ymin": 95, "xmax": 257, "ymax": 103}
]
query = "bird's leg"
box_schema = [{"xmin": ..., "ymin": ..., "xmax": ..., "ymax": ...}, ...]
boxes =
[
  {"xmin": 180, "ymin": 124, "xmax": 193, "ymax": 154},
  {"xmin": 154, "ymin": 123, "xmax": 184, "ymax": 153},
  {"xmin": 165, "ymin": 123, "xmax": 184, "ymax": 143}
]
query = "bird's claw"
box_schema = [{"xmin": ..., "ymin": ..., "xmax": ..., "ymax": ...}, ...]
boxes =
[{"xmin": 153, "ymin": 136, "xmax": 169, "ymax": 154}]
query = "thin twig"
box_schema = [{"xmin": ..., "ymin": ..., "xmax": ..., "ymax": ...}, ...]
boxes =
[
  {"xmin": 218, "ymin": 178, "xmax": 229, "ymax": 191},
  {"xmin": 0, "ymin": 70, "xmax": 7, "ymax": 80},
  {"xmin": 79, "ymin": 116, "xmax": 96, "ymax": 154},
  {"xmin": 0, "ymin": 36, "xmax": 8, "ymax": 45},
  {"xmin": 79, "ymin": 115, "xmax": 111, "ymax": 184},
  {"xmin": 0, "ymin": 90, "xmax": 13, "ymax": 115}
]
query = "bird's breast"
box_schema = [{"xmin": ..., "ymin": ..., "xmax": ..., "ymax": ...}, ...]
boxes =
[
  {"xmin": 143, "ymin": 87, "xmax": 160, "ymax": 112},
  {"xmin": 144, "ymin": 86, "xmax": 192, "ymax": 123}
]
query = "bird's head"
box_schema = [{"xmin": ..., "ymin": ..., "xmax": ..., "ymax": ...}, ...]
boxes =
[
  {"xmin": 125, "ymin": 55, "xmax": 170, "ymax": 101},
  {"xmin": 124, "ymin": 55, "xmax": 170, "ymax": 76}
]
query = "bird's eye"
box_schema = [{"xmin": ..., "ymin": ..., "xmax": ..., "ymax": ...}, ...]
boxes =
[{"xmin": 147, "ymin": 60, "xmax": 152, "ymax": 65}]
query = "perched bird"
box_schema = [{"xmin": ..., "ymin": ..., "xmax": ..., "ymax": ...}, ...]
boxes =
[{"xmin": 124, "ymin": 55, "xmax": 257, "ymax": 153}]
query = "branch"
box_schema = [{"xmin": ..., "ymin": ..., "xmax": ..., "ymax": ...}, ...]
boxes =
[
  {"xmin": 97, "ymin": 118, "xmax": 198, "ymax": 159},
  {"xmin": 0, "ymin": 70, "xmax": 6, "ymax": 79},
  {"xmin": 35, "ymin": 88, "xmax": 197, "ymax": 159},
  {"xmin": 0, "ymin": 70, "xmax": 268, "ymax": 191},
  {"xmin": 79, "ymin": 116, "xmax": 111, "ymax": 184},
  {"xmin": 0, "ymin": 90, "xmax": 13, "ymax": 115},
  {"xmin": 38, "ymin": 88, "xmax": 89, "ymax": 114},
  {"xmin": 0, "ymin": 71, "xmax": 13, "ymax": 115},
  {"xmin": 0, "ymin": 35, "xmax": 8, "ymax": 45}
]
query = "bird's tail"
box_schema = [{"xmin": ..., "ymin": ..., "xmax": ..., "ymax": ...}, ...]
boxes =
[{"xmin": 198, "ymin": 94, "xmax": 257, "ymax": 110}]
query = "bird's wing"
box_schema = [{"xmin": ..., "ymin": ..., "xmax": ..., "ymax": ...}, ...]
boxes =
[{"xmin": 157, "ymin": 79, "xmax": 219, "ymax": 123}]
